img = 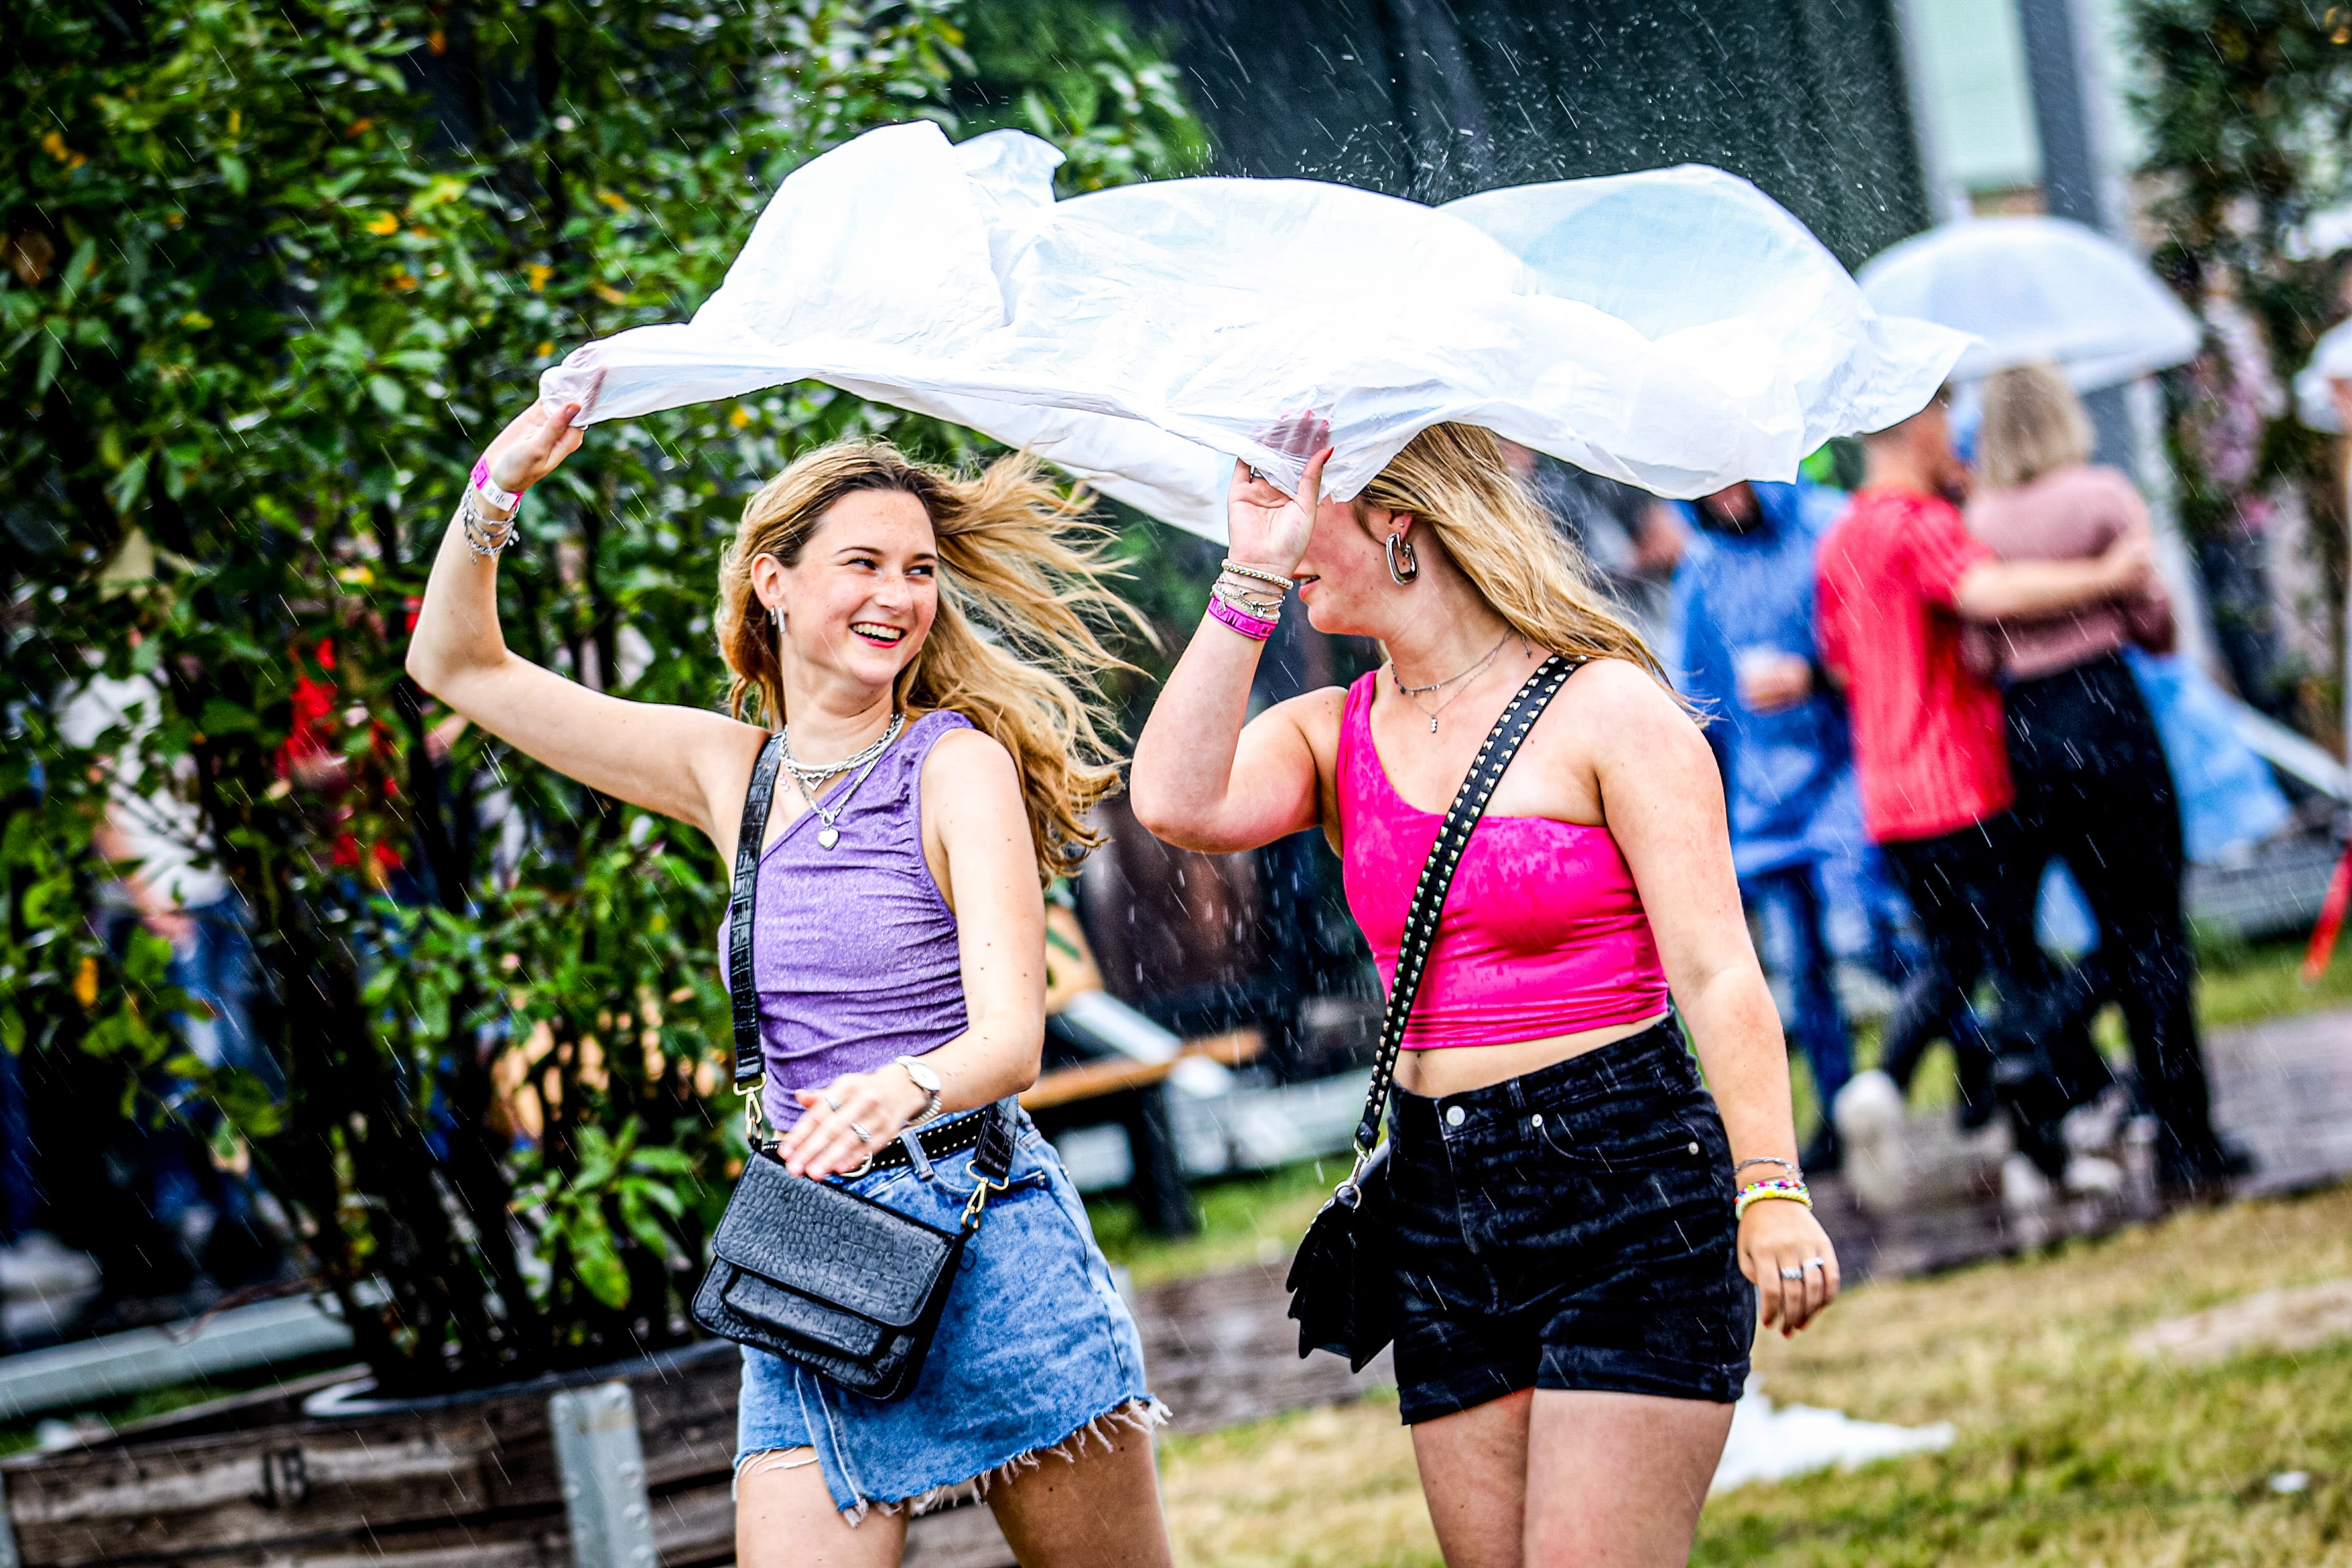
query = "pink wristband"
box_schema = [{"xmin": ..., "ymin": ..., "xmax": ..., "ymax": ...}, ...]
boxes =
[
  {"xmin": 1207, "ymin": 594, "xmax": 1277, "ymax": 642},
  {"xmin": 471, "ymin": 458, "xmax": 526, "ymax": 512}
]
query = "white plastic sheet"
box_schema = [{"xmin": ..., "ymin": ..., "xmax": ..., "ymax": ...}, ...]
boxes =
[
  {"xmin": 2295, "ymin": 317, "xmax": 2352, "ymax": 433},
  {"xmin": 543, "ymin": 122, "xmax": 1966, "ymax": 538},
  {"xmin": 1857, "ymin": 215, "xmax": 2200, "ymax": 393}
]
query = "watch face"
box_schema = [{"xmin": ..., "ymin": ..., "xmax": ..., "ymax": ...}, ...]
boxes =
[{"xmin": 903, "ymin": 1058, "xmax": 941, "ymax": 1091}]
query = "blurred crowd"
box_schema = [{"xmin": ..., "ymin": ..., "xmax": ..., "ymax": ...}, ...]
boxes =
[{"xmin": 1616, "ymin": 366, "xmax": 2266, "ymax": 1216}]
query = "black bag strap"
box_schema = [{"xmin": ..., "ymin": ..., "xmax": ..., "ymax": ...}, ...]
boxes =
[
  {"xmin": 724, "ymin": 729, "xmax": 1016, "ymax": 1186},
  {"xmin": 1350, "ymin": 654, "xmax": 1584, "ymax": 1156},
  {"xmin": 730, "ymin": 733, "xmax": 787, "ymax": 1093}
]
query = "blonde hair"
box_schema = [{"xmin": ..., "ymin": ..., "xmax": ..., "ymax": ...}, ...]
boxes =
[
  {"xmin": 715, "ymin": 442, "xmax": 1145, "ymax": 883},
  {"xmin": 1357, "ymin": 423, "xmax": 1673, "ymax": 686},
  {"xmin": 1976, "ymin": 363, "xmax": 2094, "ymax": 491}
]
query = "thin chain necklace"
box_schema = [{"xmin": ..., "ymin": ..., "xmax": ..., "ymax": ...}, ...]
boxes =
[
  {"xmin": 780, "ymin": 712, "xmax": 905, "ymax": 849},
  {"xmin": 1389, "ymin": 630, "xmax": 1513, "ymax": 733},
  {"xmin": 780, "ymin": 712, "xmax": 903, "ymax": 789}
]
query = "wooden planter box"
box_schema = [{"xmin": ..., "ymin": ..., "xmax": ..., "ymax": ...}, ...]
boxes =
[
  {"xmin": 0, "ymin": 1261, "xmax": 1380, "ymax": 1568},
  {"xmin": 0, "ymin": 1341, "xmax": 1020, "ymax": 1568}
]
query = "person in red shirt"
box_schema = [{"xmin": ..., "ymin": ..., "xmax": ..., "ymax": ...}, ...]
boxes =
[{"xmin": 1816, "ymin": 390, "xmax": 2150, "ymax": 1181}]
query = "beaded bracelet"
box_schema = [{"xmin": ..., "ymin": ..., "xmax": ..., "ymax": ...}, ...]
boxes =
[
  {"xmin": 1734, "ymin": 1177, "xmax": 1813, "ymax": 1219},
  {"xmin": 1219, "ymin": 559, "xmax": 1296, "ymax": 592}
]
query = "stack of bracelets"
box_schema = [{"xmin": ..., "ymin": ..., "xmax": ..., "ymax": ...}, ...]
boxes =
[
  {"xmin": 461, "ymin": 458, "xmax": 525, "ymax": 561},
  {"xmin": 1731, "ymin": 1155, "xmax": 1812, "ymax": 1219},
  {"xmin": 1207, "ymin": 558, "xmax": 1293, "ymax": 642}
]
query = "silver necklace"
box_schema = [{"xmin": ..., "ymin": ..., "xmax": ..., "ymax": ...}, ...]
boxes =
[
  {"xmin": 780, "ymin": 712, "xmax": 903, "ymax": 789},
  {"xmin": 1390, "ymin": 630, "xmax": 1513, "ymax": 733},
  {"xmin": 780, "ymin": 712, "xmax": 905, "ymax": 849}
]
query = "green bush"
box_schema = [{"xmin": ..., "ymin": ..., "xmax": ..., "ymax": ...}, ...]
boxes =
[{"xmin": 4, "ymin": 0, "xmax": 1201, "ymax": 1393}]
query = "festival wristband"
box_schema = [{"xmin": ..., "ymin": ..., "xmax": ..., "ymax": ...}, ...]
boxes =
[
  {"xmin": 1207, "ymin": 594, "xmax": 1277, "ymax": 642},
  {"xmin": 470, "ymin": 458, "xmax": 526, "ymax": 514}
]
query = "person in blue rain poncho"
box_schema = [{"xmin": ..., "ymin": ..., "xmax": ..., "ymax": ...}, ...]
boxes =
[{"xmin": 1669, "ymin": 479, "xmax": 1860, "ymax": 1167}]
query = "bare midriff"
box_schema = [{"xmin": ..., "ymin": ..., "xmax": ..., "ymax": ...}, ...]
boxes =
[{"xmin": 1392, "ymin": 1010, "xmax": 1673, "ymax": 1098}]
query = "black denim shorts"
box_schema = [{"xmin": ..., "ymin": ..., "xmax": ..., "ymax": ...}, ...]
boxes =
[{"xmin": 1387, "ymin": 1016, "xmax": 1755, "ymax": 1424}]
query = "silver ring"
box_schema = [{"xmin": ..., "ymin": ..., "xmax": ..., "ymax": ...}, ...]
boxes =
[
  {"xmin": 1804, "ymin": 1257, "xmax": 1827, "ymax": 1272},
  {"xmin": 1247, "ymin": 463, "xmax": 1266, "ymax": 482},
  {"xmin": 821, "ymin": 1091, "xmax": 842, "ymax": 1112},
  {"xmin": 1778, "ymin": 1266, "xmax": 1804, "ymax": 1281},
  {"xmin": 850, "ymin": 1122, "xmax": 872, "ymax": 1145}
]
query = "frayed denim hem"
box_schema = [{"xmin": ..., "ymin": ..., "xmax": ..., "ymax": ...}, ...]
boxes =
[{"xmin": 875, "ymin": 1395, "xmax": 1172, "ymax": 1522}]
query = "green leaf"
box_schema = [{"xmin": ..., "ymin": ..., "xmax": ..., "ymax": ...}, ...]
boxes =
[
  {"xmin": 566, "ymin": 1213, "xmax": 630, "ymax": 1308},
  {"xmin": 197, "ymin": 699, "xmax": 260, "ymax": 736},
  {"xmin": 107, "ymin": 453, "xmax": 150, "ymax": 516},
  {"xmin": 368, "ymin": 374, "xmax": 406, "ymax": 415}
]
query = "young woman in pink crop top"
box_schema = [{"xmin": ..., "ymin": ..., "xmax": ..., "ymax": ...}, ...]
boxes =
[{"xmin": 1133, "ymin": 423, "xmax": 1838, "ymax": 1568}]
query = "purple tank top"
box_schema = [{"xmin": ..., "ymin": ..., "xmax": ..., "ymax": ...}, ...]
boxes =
[{"xmin": 724, "ymin": 710, "xmax": 973, "ymax": 1129}]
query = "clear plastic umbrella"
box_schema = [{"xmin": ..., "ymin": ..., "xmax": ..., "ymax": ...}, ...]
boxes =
[
  {"xmin": 2295, "ymin": 317, "xmax": 2352, "ymax": 432},
  {"xmin": 543, "ymin": 122, "xmax": 1965, "ymax": 538},
  {"xmin": 1857, "ymin": 215, "xmax": 2200, "ymax": 392}
]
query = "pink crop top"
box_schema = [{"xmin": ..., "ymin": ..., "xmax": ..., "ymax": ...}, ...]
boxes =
[{"xmin": 1337, "ymin": 671, "xmax": 1671, "ymax": 1049}]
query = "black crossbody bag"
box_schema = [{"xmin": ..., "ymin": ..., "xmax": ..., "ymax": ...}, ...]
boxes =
[
  {"xmin": 690, "ymin": 733, "xmax": 1016, "ymax": 1402},
  {"xmin": 1287, "ymin": 654, "xmax": 1581, "ymax": 1369}
]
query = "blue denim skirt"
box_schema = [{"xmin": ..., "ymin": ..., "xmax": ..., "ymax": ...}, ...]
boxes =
[{"xmin": 734, "ymin": 1104, "xmax": 1164, "ymax": 1522}]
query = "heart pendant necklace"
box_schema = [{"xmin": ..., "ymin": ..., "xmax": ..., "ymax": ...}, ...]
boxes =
[{"xmin": 781, "ymin": 712, "xmax": 906, "ymax": 849}]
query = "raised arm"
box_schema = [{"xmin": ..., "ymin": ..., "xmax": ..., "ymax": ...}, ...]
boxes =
[
  {"xmin": 1951, "ymin": 530, "xmax": 2149, "ymax": 623},
  {"xmin": 404, "ymin": 395, "xmax": 765, "ymax": 855},
  {"xmin": 1129, "ymin": 451, "xmax": 1336, "ymax": 853},
  {"xmin": 1585, "ymin": 661, "xmax": 1839, "ymax": 1335}
]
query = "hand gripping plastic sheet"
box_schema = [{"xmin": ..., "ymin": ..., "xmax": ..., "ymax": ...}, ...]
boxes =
[{"xmin": 541, "ymin": 122, "xmax": 1969, "ymax": 540}]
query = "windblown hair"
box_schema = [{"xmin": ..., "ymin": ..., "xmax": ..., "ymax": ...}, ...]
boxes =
[
  {"xmin": 1357, "ymin": 423, "xmax": 1675, "ymax": 688},
  {"xmin": 1976, "ymin": 362, "xmax": 2094, "ymax": 492},
  {"xmin": 715, "ymin": 442, "xmax": 1145, "ymax": 884}
]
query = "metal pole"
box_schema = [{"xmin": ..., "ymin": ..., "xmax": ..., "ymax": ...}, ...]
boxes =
[{"xmin": 549, "ymin": 1382, "xmax": 658, "ymax": 1568}]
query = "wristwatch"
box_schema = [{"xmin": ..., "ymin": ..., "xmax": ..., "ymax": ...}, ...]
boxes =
[{"xmin": 894, "ymin": 1055, "xmax": 943, "ymax": 1126}]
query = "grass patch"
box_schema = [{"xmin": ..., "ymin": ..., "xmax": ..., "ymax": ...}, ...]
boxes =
[
  {"xmin": 1157, "ymin": 1183, "xmax": 2352, "ymax": 1567},
  {"xmin": 2196, "ymin": 931, "xmax": 2352, "ymax": 1029},
  {"xmin": 0, "ymin": 1353, "xmax": 359, "ymax": 1458},
  {"xmin": 1085, "ymin": 1158, "xmax": 1339, "ymax": 1290}
]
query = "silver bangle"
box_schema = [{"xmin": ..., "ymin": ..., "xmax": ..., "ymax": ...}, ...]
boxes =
[
  {"xmin": 1210, "ymin": 581, "xmax": 1282, "ymax": 621},
  {"xmin": 459, "ymin": 491, "xmax": 520, "ymax": 561}
]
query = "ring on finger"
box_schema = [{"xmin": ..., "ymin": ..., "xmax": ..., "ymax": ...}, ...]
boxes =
[
  {"xmin": 821, "ymin": 1091, "xmax": 842, "ymax": 1112},
  {"xmin": 1804, "ymin": 1257, "xmax": 1827, "ymax": 1273},
  {"xmin": 850, "ymin": 1122, "xmax": 872, "ymax": 1145},
  {"xmin": 1778, "ymin": 1265, "xmax": 1804, "ymax": 1281}
]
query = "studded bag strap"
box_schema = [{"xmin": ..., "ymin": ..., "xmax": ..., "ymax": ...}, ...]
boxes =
[
  {"xmin": 1349, "ymin": 654, "xmax": 1585, "ymax": 1155},
  {"xmin": 730, "ymin": 733, "xmax": 787, "ymax": 1096}
]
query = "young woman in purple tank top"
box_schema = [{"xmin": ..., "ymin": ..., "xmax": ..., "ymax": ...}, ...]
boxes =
[
  {"xmin": 408, "ymin": 394, "xmax": 1174, "ymax": 1565},
  {"xmin": 1133, "ymin": 423, "xmax": 1842, "ymax": 1567}
]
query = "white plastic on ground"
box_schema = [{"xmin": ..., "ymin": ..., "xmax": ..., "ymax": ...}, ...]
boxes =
[
  {"xmin": 1857, "ymin": 215, "xmax": 2200, "ymax": 392},
  {"xmin": 1711, "ymin": 1381, "xmax": 1956, "ymax": 1493},
  {"xmin": 542, "ymin": 122, "xmax": 1967, "ymax": 536}
]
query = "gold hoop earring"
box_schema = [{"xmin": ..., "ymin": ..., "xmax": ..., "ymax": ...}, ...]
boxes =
[{"xmin": 1385, "ymin": 532, "xmax": 1419, "ymax": 585}]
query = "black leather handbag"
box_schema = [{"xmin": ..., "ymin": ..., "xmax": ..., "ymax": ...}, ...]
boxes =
[
  {"xmin": 689, "ymin": 733, "xmax": 1015, "ymax": 1402},
  {"xmin": 1287, "ymin": 655, "xmax": 1582, "ymax": 1369}
]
